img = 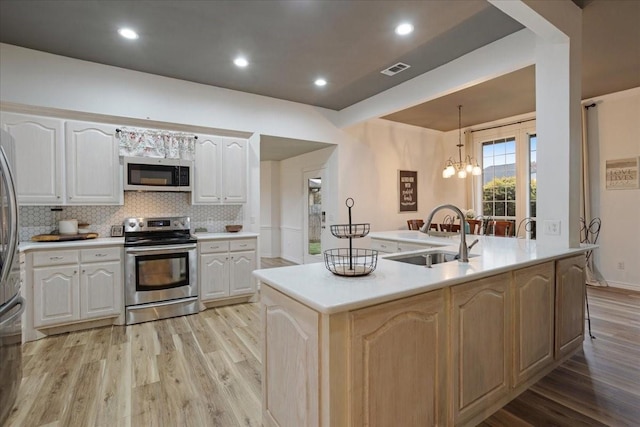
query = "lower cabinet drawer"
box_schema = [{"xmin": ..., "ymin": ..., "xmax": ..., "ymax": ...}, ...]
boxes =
[
  {"xmin": 200, "ymin": 240, "xmax": 230, "ymax": 254},
  {"xmin": 230, "ymin": 239, "xmax": 256, "ymax": 252},
  {"xmin": 33, "ymin": 250, "xmax": 79, "ymax": 267},
  {"xmin": 371, "ymin": 239, "xmax": 398, "ymax": 253},
  {"xmin": 80, "ymin": 246, "xmax": 121, "ymax": 263}
]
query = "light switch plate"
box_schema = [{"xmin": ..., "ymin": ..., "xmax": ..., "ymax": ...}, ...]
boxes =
[{"xmin": 543, "ymin": 220, "xmax": 561, "ymax": 235}]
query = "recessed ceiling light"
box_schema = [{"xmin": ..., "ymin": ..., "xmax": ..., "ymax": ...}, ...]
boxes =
[
  {"xmin": 118, "ymin": 28, "xmax": 139, "ymax": 40},
  {"xmin": 234, "ymin": 57, "xmax": 249, "ymax": 68},
  {"xmin": 314, "ymin": 78, "xmax": 327, "ymax": 87},
  {"xmin": 395, "ymin": 23, "xmax": 414, "ymax": 36}
]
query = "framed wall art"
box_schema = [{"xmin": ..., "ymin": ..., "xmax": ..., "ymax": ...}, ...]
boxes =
[
  {"xmin": 399, "ymin": 170, "xmax": 418, "ymax": 212},
  {"xmin": 605, "ymin": 157, "xmax": 639, "ymax": 190}
]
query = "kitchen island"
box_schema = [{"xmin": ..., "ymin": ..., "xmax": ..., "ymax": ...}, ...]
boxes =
[{"xmin": 253, "ymin": 232, "xmax": 591, "ymax": 427}]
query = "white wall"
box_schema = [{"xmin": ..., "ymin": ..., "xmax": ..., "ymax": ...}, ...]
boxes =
[
  {"xmin": 279, "ymin": 147, "xmax": 338, "ymax": 264},
  {"xmin": 260, "ymin": 160, "xmax": 281, "ymax": 258},
  {"xmin": 340, "ymin": 119, "xmax": 466, "ymax": 234},
  {"xmin": 585, "ymin": 87, "xmax": 640, "ymax": 290}
]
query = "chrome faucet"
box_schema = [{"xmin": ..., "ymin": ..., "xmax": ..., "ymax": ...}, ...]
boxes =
[{"xmin": 420, "ymin": 204, "xmax": 469, "ymax": 262}]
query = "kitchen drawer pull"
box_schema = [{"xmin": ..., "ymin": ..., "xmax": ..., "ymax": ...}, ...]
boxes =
[
  {"xmin": 94, "ymin": 253, "xmax": 107, "ymax": 257},
  {"xmin": 50, "ymin": 256, "xmax": 64, "ymax": 260},
  {"xmin": 380, "ymin": 245, "xmax": 387, "ymax": 248},
  {"xmin": 239, "ymin": 244, "xmax": 247, "ymax": 247}
]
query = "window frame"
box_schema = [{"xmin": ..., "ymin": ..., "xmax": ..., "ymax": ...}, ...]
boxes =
[{"xmin": 471, "ymin": 119, "xmax": 536, "ymax": 236}]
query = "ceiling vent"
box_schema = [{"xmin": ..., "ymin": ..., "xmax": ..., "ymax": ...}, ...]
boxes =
[{"xmin": 380, "ymin": 62, "xmax": 411, "ymax": 76}]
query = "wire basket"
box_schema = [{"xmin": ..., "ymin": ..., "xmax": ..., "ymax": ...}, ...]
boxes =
[
  {"xmin": 324, "ymin": 248, "xmax": 378, "ymax": 277},
  {"xmin": 330, "ymin": 223, "xmax": 370, "ymax": 239}
]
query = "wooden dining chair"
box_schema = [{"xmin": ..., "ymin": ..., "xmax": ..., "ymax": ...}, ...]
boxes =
[
  {"xmin": 407, "ymin": 219, "xmax": 424, "ymax": 231},
  {"xmin": 440, "ymin": 223, "xmax": 461, "ymax": 232},
  {"xmin": 491, "ymin": 220, "xmax": 513, "ymax": 237},
  {"xmin": 516, "ymin": 217, "xmax": 536, "ymax": 239},
  {"xmin": 466, "ymin": 219, "xmax": 482, "ymax": 235}
]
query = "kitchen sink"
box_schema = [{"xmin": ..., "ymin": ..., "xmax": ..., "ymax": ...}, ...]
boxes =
[{"xmin": 387, "ymin": 250, "xmax": 478, "ymax": 268}]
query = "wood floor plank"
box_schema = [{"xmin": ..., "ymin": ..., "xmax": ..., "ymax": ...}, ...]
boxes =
[
  {"xmin": 130, "ymin": 381, "xmax": 168, "ymax": 426},
  {"xmin": 155, "ymin": 347, "xmax": 207, "ymax": 426},
  {"xmin": 95, "ymin": 341, "xmax": 132, "ymax": 426},
  {"xmin": 36, "ymin": 346, "xmax": 88, "ymax": 425},
  {"xmin": 173, "ymin": 332, "xmax": 239, "ymax": 426},
  {"xmin": 186, "ymin": 311, "xmax": 220, "ymax": 354},
  {"xmin": 59, "ymin": 360, "xmax": 104, "ymax": 427},
  {"xmin": 130, "ymin": 322, "xmax": 160, "ymax": 387},
  {"xmin": 206, "ymin": 350, "xmax": 261, "ymax": 427}
]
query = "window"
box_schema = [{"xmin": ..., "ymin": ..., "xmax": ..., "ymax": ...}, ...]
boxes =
[
  {"xmin": 481, "ymin": 137, "xmax": 516, "ymax": 219},
  {"xmin": 471, "ymin": 120, "xmax": 537, "ymax": 238},
  {"xmin": 529, "ymin": 134, "xmax": 537, "ymax": 219}
]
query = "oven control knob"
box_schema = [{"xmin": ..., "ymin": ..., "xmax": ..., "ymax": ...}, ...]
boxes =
[
  {"xmin": 128, "ymin": 221, "xmax": 136, "ymax": 228},
  {"xmin": 138, "ymin": 222, "xmax": 144, "ymax": 227}
]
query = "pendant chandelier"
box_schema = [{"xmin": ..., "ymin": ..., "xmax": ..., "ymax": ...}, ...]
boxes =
[{"xmin": 442, "ymin": 105, "xmax": 481, "ymax": 178}]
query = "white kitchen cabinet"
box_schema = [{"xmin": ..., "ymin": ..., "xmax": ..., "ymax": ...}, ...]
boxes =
[
  {"xmin": 81, "ymin": 260, "xmax": 122, "ymax": 320},
  {"xmin": 33, "ymin": 265, "xmax": 79, "ymax": 327},
  {"xmin": 65, "ymin": 120, "xmax": 122, "ymax": 205},
  {"xmin": 371, "ymin": 237, "xmax": 435, "ymax": 253},
  {"xmin": 199, "ymin": 238, "xmax": 256, "ymax": 301},
  {"xmin": 0, "ymin": 112, "xmax": 64, "ymax": 204},
  {"xmin": 222, "ymin": 137, "xmax": 247, "ymax": 203},
  {"xmin": 31, "ymin": 247, "xmax": 123, "ymax": 328},
  {"xmin": 193, "ymin": 135, "xmax": 247, "ymax": 204}
]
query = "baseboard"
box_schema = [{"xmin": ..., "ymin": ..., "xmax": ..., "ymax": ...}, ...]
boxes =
[{"xmin": 605, "ymin": 280, "xmax": 640, "ymax": 292}]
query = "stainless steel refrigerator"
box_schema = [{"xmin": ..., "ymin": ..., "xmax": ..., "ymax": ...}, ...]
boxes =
[{"xmin": 0, "ymin": 129, "xmax": 23, "ymax": 425}]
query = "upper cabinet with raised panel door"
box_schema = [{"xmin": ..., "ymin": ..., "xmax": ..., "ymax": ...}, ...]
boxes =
[
  {"xmin": 65, "ymin": 120, "xmax": 122, "ymax": 205},
  {"xmin": 0, "ymin": 112, "xmax": 64, "ymax": 205},
  {"xmin": 0, "ymin": 112, "xmax": 123, "ymax": 205},
  {"xmin": 193, "ymin": 134, "xmax": 247, "ymax": 204}
]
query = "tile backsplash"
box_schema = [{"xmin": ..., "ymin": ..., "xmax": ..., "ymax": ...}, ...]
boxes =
[{"xmin": 19, "ymin": 192, "xmax": 243, "ymax": 241}]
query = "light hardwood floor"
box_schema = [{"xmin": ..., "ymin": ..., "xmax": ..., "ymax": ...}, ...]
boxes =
[{"xmin": 6, "ymin": 259, "xmax": 640, "ymax": 426}]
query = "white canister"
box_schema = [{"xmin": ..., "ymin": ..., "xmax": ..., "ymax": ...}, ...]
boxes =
[{"xmin": 59, "ymin": 219, "xmax": 78, "ymax": 235}]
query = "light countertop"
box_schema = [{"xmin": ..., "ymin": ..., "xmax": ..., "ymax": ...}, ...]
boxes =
[
  {"xmin": 19, "ymin": 237, "xmax": 125, "ymax": 252},
  {"xmin": 194, "ymin": 231, "xmax": 258, "ymax": 240},
  {"xmin": 253, "ymin": 231, "xmax": 593, "ymax": 314},
  {"xmin": 19, "ymin": 231, "xmax": 258, "ymax": 251}
]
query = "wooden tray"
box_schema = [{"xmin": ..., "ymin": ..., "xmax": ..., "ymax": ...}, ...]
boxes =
[{"xmin": 31, "ymin": 232, "xmax": 99, "ymax": 242}]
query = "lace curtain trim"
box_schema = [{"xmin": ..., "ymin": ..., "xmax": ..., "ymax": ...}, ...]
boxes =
[{"xmin": 117, "ymin": 127, "xmax": 196, "ymax": 160}]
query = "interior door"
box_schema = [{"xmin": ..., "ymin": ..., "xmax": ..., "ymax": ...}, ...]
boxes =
[{"xmin": 303, "ymin": 169, "xmax": 325, "ymax": 264}]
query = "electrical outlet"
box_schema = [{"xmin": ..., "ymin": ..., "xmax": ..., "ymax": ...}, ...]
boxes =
[
  {"xmin": 207, "ymin": 217, "xmax": 213, "ymax": 225},
  {"xmin": 617, "ymin": 262, "xmax": 625, "ymax": 270},
  {"xmin": 543, "ymin": 220, "xmax": 561, "ymax": 236}
]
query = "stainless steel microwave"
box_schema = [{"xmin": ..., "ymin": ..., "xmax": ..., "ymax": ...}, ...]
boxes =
[{"xmin": 123, "ymin": 157, "xmax": 193, "ymax": 192}]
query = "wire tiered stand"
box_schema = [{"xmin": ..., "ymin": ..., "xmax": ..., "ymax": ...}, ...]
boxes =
[{"xmin": 324, "ymin": 198, "xmax": 378, "ymax": 276}]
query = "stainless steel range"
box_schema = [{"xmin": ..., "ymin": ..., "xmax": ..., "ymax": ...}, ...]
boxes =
[{"xmin": 124, "ymin": 216, "xmax": 198, "ymax": 325}]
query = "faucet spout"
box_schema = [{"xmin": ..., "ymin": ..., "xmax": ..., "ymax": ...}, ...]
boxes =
[{"xmin": 420, "ymin": 204, "xmax": 469, "ymax": 262}]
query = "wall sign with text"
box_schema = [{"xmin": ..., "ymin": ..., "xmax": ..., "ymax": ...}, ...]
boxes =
[
  {"xmin": 605, "ymin": 157, "xmax": 639, "ymax": 190},
  {"xmin": 399, "ymin": 170, "xmax": 418, "ymax": 212}
]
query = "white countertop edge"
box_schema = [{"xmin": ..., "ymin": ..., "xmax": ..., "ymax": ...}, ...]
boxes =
[
  {"xmin": 20, "ymin": 237, "xmax": 125, "ymax": 252},
  {"xmin": 194, "ymin": 231, "xmax": 259, "ymax": 240}
]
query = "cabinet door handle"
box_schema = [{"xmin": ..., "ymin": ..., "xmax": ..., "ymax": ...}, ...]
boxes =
[
  {"xmin": 74, "ymin": 270, "xmax": 77, "ymax": 274},
  {"xmin": 239, "ymin": 244, "xmax": 247, "ymax": 247},
  {"xmin": 82, "ymin": 269, "xmax": 86, "ymax": 273},
  {"xmin": 94, "ymin": 253, "xmax": 107, "ymax": 257},
  {"xmin": 380, "ymin": 245, "xmax": 387, "ymax": 249},
  {"xmin": 50, "ymin": 256, "xmax": 64, "ymax": 260}
]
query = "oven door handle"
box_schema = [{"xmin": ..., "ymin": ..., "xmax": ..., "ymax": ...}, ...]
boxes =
[{"xmin": 126, "ymin": 244, "xmax": 197, "ymax": 254}]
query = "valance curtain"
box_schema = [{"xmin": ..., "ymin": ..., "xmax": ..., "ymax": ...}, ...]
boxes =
[{"xmin": 117, "ymin": 127, "xmax": 196, "ymax": 160}]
